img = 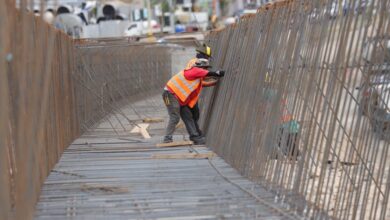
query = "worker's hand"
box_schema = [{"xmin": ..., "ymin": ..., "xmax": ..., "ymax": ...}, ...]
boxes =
[{"xmin": 216, "ymin": 70, "xmax": 225, "ymax": 77}]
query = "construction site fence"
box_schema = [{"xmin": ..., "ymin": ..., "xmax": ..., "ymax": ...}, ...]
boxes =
[
  {"xmin": 201, "ymin": 0, "xmax": 390, "ymax": 219},
  {"xmin": 0, "ymin": 3, "xmax": 171, "ymax": 219}
]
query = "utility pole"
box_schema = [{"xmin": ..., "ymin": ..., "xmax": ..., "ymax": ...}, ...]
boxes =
[
  {"xmin": 168, "ymin": 0, "xmax": 175, "ymax": 33},
  {"xmin": 146, "ymin": 0, "xmax": 152, "ymax": 35},
  {"xmin": 338, "ymin": 0, "xmax": 344, "ymax": 16}
]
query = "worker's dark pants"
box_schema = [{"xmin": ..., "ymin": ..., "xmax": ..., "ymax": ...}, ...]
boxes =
[
  {"xmin": 162, "ymin": 91, "xmax": 180, "ymax": 139},
  {"xmin": 162, "ymin": 90, "xmax": 203, "ymax": 141},
  {"xmin": 180, "ymin": 103, "xmax": 203, "ymax": 141},
  {"xmin": 277, "ymin": 129, "xmax": 300, "ymax": 159}
]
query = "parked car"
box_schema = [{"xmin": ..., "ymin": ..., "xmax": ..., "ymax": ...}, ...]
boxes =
[
  {"xmin": 371, "ymin": 87, "xmax": 390, "ymax": 134},
  {"xmin": 359, "ymin": 74, "xmax": 390, "ymax": 113},
  {"xmin": 362, "ymin": 37, "xmax": 390, "ymax": 66},
  {"xmin": 358, "ymin": 37, "xmax": 390, "ymax": 137},
  {"xmin": 224, "ymin": 17, "xmax": 236, "ymax": 26},
  {"xmin": 124, "ymin": 20, "xmax": 161, "ymax": 36},
  {"xmin": 359, "ymin": 74, "xmax": 390, "ymax": 135}
]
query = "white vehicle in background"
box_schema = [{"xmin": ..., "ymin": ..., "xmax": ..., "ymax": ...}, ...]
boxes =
[
  {"xmin": 224, "ymin": 17, "xmax": 236, "ymax": 26},
  {"xmin": 326, "ymin": 0, "xmax": 349, "ymax": 19},
  {"xmin": 124, "ymin": 20, "xmax": 161, "ymax": 36}
]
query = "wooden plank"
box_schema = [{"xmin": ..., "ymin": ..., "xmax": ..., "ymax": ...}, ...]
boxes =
[
  {"xmin": 142, "ymin": 118, "xmax": 164, "ymax": 123},
  {"xmin": 156, "ymin": 141, "xmax": 193, "ymax": 148},
  {"xmin": 175, "ymin": 121, "xmax": 185, "ymax": 129},
  {"xmin": 81, "ymin": 183, "xmax": 129, "ymax": 194},
  {"xmin": 130, "ymin": 123, "xmax": 151, "ymax": 139},
  {"xmin": 152, "ymin": 152, "xmax": 215, "ymax": 159}
]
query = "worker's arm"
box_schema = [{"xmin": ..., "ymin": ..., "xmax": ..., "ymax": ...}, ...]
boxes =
[
  {"xmin": 202, "ymin": 77, "xmax": 219, "ymax": 87},
  {"xmin": 202, "ymin": 70, "xmax": 225, "ymax": 87},
  {"xmin": 184, "ymin": 68, "xmax": 225, "ymax": 80}
]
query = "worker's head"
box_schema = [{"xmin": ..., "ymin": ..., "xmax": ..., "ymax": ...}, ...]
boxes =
[
  {"xmin": 194, "ymin": 58, "xmax": 210, "ymax": 69},
  {"xmin": 196, "ymin": 43, "xmax": 212, "ymax": 59}
]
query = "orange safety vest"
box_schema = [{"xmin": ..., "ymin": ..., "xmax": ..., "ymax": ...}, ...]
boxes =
[
  {"xmin": 167, "ymin": 71, "xmax": 201, "ymax": 108},
  {"xmin": 188, "ymin": 89, "xmax": 201, "ymax": 107}
]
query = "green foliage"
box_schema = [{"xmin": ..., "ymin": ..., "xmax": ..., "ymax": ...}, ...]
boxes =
[
  {"xmin": 161, "ymin": 1, "xmax": 170, "ymax": 12},
  {"xmin": 151, "ymin": 0, "xmax": 170, "ymax": 12},
  {"xmin": 220, "ymin": 0, "xmax": 228, "ymax": 11}
]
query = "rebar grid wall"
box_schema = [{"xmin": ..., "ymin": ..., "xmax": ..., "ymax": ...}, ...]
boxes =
[
  {"xmin": 0, "ymin": 4, "xmax": 77, "ymax": 219},
  {"xmin": 0, "ymin": 4, "xmax": 171, "ymax": 220},
  {"xmin": 73, "ymin": 43, "xmax": 171, "ymax": 132},
  {"xmin": 201, "ymin": 0, "xmax": 390, "ymax": 219}
]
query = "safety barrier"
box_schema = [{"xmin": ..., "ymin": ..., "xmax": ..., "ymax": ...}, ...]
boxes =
[{"xmin": 201, "ymin": 0, "xmax": 390, "ymax": 219}]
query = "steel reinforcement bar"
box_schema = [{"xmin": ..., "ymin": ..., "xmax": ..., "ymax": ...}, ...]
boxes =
[
  {"xmin": 201, "ymin": 0, "xmax": 390, "ymax": 219},
  {"xmin": 0, "ymin": 3, "xmax": 171, "ymax": 220},
  {"xmin": 0, "ymin": 4, "xmax": 77, "ymax": 219},
  {"xmin": 73, "ymin": 42, "xmax": 172, "ymax": 132}
]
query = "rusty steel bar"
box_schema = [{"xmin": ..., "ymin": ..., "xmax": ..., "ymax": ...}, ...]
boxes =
[
  {"xmin": 0, "ymin": 1, "xmax": 172, "ymax": 219},
  {"xmin": 0, "ymin": 3, "xmax": 78, "ymax": 219},
  {"xmin": 73, "ymin": 43, "xmax": 172, "ymax": 132},
  {"xmin": 0, "ymin": 1, "xmax": 12, "ymax": 220},
  {"xmin": 201, "ymin": 0, "xmax": 390, "ymax": 219}
]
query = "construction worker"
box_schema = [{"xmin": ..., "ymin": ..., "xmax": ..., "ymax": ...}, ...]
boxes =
[
  {"xmin": 277, "ymin": 99, "xmax": 300, "ymax": 159},
  {"xmin": 180, "ymin": 43, "xmax": 214, "ymax": 139},
  {"xmin": 162, "ymin": 58, "xmax": 225, "ymax": 144}
]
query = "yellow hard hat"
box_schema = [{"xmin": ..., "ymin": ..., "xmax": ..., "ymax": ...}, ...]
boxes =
[{"xmin": 196, "ymin": 44, "xmax": 212, "ymax": 57}]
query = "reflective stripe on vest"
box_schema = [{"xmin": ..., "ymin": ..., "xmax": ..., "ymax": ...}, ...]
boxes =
[
  {"xmin": 188, "ymin": 79, "xmax": 205, "ymax": 108},
  {"xmin": 166, "ymin": 71, "xmax": 201, "ymax": 103}
]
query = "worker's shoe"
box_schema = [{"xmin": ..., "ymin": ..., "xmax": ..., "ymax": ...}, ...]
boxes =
[
  {"xmin": 191, "ymin": 136, "xmax": 206, "ymax": 145},
  {"xmin": 163, "ymin": 135, "xmax": 173, "ymax": 143}
]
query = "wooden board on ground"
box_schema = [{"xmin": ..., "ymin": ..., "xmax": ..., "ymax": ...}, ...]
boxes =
[
  {"xmin": 152, "ymin": 152, "xmax": 215, "ymax": 159},
  {"xmin": 130, "ymin": 123, "xmax": 151, "ymax": 139},
  {"xmin": 175, "ymin": 120, "xmax": 185, "ymax": 129},
  {"xmin": 156, "ymin": 140, "xmax": 193, "ymax": 148},
  {"xmin": 142, "ymin": 118, "xmax": 164, "ymax": 123}
]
